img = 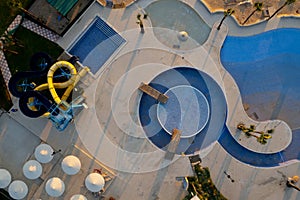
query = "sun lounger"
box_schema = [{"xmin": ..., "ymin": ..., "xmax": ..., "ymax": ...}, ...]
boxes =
[
  {"xmin": 112, "ymin": 0, "xmax": 125, "ymax": 9},
  {"xmin": 97, "ymin": 0, "xmax": 107, "ymax": 7}
]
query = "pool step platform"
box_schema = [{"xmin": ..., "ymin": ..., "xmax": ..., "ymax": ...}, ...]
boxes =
[
  {"xmin": 165, "ymin": 128, "xmax": 181, "ymax": 160},
  {"xmin": 138, "ymin": 82, "xmax": 168, "ymax": 103}
]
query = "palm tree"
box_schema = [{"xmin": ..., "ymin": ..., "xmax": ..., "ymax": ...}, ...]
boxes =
[
  {"xmin": 287, "ymin": 179, "xmax": 300, "ymax": 191},
  {"xmin": 7, "ymin": 0, "xmax": 32, "ymax": 17},
  {"xmin": 237, "ymin": 123, "xmax": 272, "ymax": 144},
  {"xmin": 217, "ymin": 8, "xmax": 235, "ymax": 30},
  {"xmin": 7, "ymin": 0, "xmax": 22, "ymax": 8},
  {"xmin": 0, "ymin": 32, "xmax": 24, "ymax": 54},
  {"xmin": 242, "ymin": 2, "xmax": 263, "ymax": 25},
  {"xmin": 257, "ymin": 134, "xmax": 267, "ymax": 144},
  {"xmin": 267, "ymin": 0, "xmax": 296, "ymax": 21}
]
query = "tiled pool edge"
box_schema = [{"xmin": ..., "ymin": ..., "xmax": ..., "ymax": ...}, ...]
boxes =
[{"xmin": 68, "ymin": 16, "xmax": 126, "ymax": 76}]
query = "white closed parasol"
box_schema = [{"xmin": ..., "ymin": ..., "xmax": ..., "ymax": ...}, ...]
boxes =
[
  {"xmin": 23, "ymin": 160, "xmax": 42, "ymax": 179},
  {"xmin": 0, "ymin": 168, "xmax": 11, "ymax": 188},
  {"xmin": 8, "ymin": 180, "xmax": 28, "ymax": 199},
  {"xmin": 61, "ymin": 155, "xmax": 81, "ymax": 175},
  {"xmin": 45, "ymin": 177, "xmax": 65, "ymax": 197},
  {"xmin": 85, "ymin": 173, "xmax": 105, "ymax": 192},
  {"xmin": 34, "ymin": 143, "xmax": 54, "ymax": 163},
  {"xmin": 70, "ymin": 194, "xmax": 87, "ymax": 200}
]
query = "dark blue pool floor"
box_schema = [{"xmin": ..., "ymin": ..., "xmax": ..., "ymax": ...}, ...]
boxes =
[
  {"xmin": 69, "ymin": 16, "xmax": 125, "ymax": 74},
  {"xmin": 219, "ymin": 28, "xmax": 300, "ymax": 167},
  {"xmin": 139, "ymin": 54, "xmax": 300, "ymax": 167},
  {"xmin": 139, "ymin": 67, "xmax": 217, "ymax": 155},
  {"xmin": 219, "ymin": 126, "xmax": 300, "ymax": 167}
]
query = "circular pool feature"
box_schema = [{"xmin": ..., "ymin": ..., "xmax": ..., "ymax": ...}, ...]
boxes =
[
  {"xmin": 157, "ymin": 86, "xmax": 209, "ymax": 138},
  {"xmin": 139, "ymin": 67, "xmax": 227, "ymax": 155},
  {"xmin": 145, "ymin": 0, "xmax": 211, "ymax": 49}
]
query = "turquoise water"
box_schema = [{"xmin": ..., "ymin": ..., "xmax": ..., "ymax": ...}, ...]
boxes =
[{"xmin": 145, "ymin": 0, "xmax": 211, "ymax": 45}]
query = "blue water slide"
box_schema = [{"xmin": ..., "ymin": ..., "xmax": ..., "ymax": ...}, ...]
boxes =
[
  {"xmin": 8, "ymin": 52, "xmax": 53, "ymax": 97},
  {"xmin": 19, "ymin": 90, "xmax": 59, "ymax": 118}
]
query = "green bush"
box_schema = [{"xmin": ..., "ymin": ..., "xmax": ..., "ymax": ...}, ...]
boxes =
[
  {"xmin": 184, "ymin": 166, "xmax": 227, "ymax": 200},
  {"xmin": 5, "ymin": 26, "xmax": 63, "ymax": 75}
]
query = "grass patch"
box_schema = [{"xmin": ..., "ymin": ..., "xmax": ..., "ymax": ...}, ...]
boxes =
[
  {"xmin": 0, "ymin": 0, "xmax": 62, "ymax": 110},
  {"xmin": 0, "ymin": 0, "xmax": 33, "ymax": 34},
  {"xmin": 0, "ymin": 25, "xmax": 63, "ymax": 110},
  {"xmin": 5, "ymin": 26, "xmax": 63, "ymax": 75},
  {"xmin": 2, "ymin": 26, "xmax": 63, "ymax": 109},
  {"xmin": 0, "ymin": 1, "xmax": 34, "ymax": 110}
]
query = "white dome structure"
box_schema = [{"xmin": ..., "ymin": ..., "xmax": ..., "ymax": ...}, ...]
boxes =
[
  {"xmin": 8, "ymin": 180, "xmax": 28, "ymax": 199},
  {"xmin": 85, "ymin": 173, "xmax": 105, "ymax": 192},
  {"xmin": 0, "ymin": 169, "xmax": 11, "ymax": 188},
  {"xmin": 61, "ymin": 155, "xmax": 81, "ymax": 175},
  {"xmin": 34, "ymin": 144, "xmax": 54, "ymax": 163},
  {"xmin": 45, "ymin": 177, "xmax": 65, "ymax": 197},
  {"xmin": 23, "ymin": 160, "xmax": 42, "ymax": 179}
]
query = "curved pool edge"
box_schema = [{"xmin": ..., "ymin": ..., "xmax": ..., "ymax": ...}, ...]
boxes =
[
  {"xmin": 220, "ymin": 53, "xmax": 293, "ymax": 154},
  {"xmin": 144, "ymin": 0, "xmax": 211, "ymax": 49},
  {"xmin": 218, "ymin": 126, "xmax": 295, "ymax": 168},
  {"xmin": 183, "ymin": 0, "xmax": 300, "ymax": 37},
  {"xmin": 157, "ymin": 85, "xmax": 210, "ymax": 138},
  {"xmin": 199, "ymin": 21, "xmax": 294, "ymax": 155},
  {"xmin": 136, "ymin": 0, "xmax": 300, "ymax": 37},
  {"xmin": 139, "ymin": 66, "xmax": 227, "ymax": 156}
]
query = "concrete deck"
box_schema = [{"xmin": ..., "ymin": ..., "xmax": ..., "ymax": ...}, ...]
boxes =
[{"xmin": 1, "ymin": 0, "xmax": 300, "ymax": 200}]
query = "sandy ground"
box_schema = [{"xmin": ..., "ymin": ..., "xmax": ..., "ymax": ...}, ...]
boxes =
[{"xmin": 202, "ymin": 0, "xmax": 300, "ymax": 25}]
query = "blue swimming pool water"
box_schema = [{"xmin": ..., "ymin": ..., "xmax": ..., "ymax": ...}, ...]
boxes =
[
  {"xmin": 157, "ymin": 85, "xmax": 210, "ymax": 138},
  {"xmin": 139, "ymin": 67, "xmax": 227, "ymax": 155},
  {"xmin": 220, "ymin": 28, "xmax": 300, "ymax": 166},
  {"xmin": 69, "ymin": 16, "xmax": 126, "ymax": 74},
  {"xmin": 221, "ymin": 28, "xmax": 300, "ymax": 63},
  {"xmin": 139, "ymin": 28, "xmax": 300, "ymax": 166}
]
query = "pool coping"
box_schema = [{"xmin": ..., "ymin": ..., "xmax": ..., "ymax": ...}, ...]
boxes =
[
  {"xmin": 67, "ymin": 15, "xmax": 128, "ymax": 78},
  {"xmin": 202, "ymin": 21, "xmax": 292, "ymax": 154}
]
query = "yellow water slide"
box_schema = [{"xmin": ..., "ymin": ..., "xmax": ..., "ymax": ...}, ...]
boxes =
[
  {"xmin": 28, "ymin": 60, "xmax": 89, "ymax": 115},
  {"xmin": 47, "ymin": 60, "xmax": 90, "ymax": 109}
]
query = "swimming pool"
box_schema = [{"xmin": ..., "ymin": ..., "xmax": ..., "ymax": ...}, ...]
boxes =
[
  {"xmin": 220, "ymin": 28, "xmax": 300, "ymax": 166},
  {"xmin": 136, "ymin": 28, "xmax": 300, "ymax": 166},
  {"xmin": 68, "ymin": 16, "xmax": 126, "ymax": 75},
  {"xmin": 145, "ymin": 0, "xmax": 211, "ymax": 48},
  {"xmin": 139, "ymin": 67, "xmax": 227, "ymax": 155}
]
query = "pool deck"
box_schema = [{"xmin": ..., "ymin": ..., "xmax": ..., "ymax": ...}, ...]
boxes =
[{"xmin": 1, "ymin": 0, "xmax": 300, "ymax": 200}]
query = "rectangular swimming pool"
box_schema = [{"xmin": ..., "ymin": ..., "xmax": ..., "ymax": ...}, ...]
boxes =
[{"xmin": 68, "ymin": 16, "xmax": 126, "ymax": 75}]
